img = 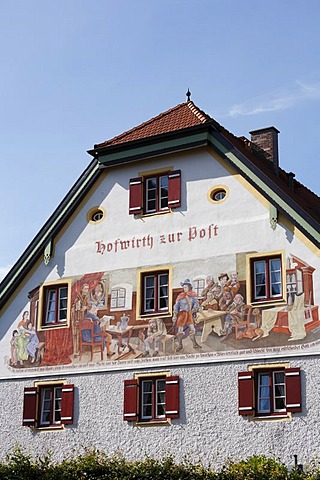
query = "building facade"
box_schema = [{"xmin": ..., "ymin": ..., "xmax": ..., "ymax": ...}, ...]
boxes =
[{"xmin": 0, "ymin": 100, "xmax": 320, "ymax": 465}]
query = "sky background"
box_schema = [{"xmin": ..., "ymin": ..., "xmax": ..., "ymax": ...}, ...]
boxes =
[{"xmin": 0, "ymin": 0, "xmax": 320, "ymax": 281}]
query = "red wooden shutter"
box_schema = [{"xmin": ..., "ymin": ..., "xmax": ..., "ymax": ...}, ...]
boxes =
[
  {"xmin": 61, "ymin": 384, "xmax": 75, "ymax": 425},
  {"xmin": 123, "ymin": 379, "xmax": 138, "ymax": 421},
  {"xmin": 165, "ymin": 375, "xmax": 180, "ymax": 419},
  {"xmin": 238, "ymin": 371, "xmax": 254, "ymax": 416},
  {"xmin": 285, "ymin": 368, "xmax": 302, "ymax": 413},
  {"xmin": 22, "ymin": 387, "xmax": 37, "ymax": 427},
  {"xmin": 129, "ymin": 177, "xmax": 143, "ymax": 214},
  {"xmin": 168, "ymin": 170, "xmax": 181, "ymax": 209}
]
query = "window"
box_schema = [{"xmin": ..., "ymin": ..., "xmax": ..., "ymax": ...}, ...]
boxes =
[
  {"xmin": 43, "ymin": 284, "xmax": 68, "ymax": 325},
  {"xmin": 38, "ymin": 281, "xmax": 71, "ymax": 330},
  {"xmin": 23, "ymin": 383, "xmax": 74, "ymax": 428},
  {"xmin": 238, "ymin": 367, "xmax": 301, "ymax": 418},
  {"xmin": 129, "ymin": 170, "xmax": 181, "ymax": 215},
  {"xmin": 123, "ymin": 374, "xmax": 179, "ymax": 424},
  {"xmin": 111, "ymin": 287, "xmax": 126, "ymax": 308},
  {"xmin": 141, "ymin": 271, "xmax": 169, "ymax": 315},
  {"xmin": 247, "ymin": 252, "xmax": 285, "ymax": 304},
  {"xmin": 208, "ymin": 185, "xmax": 229, "ymax": 204},
  {"xmin": 87, "ymin": 206, "xmax": 106, "ymax": 224}
]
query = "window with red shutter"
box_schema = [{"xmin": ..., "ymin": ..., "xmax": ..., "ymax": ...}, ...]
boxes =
[
  {"xmin": 23, "ymin": 383, "xmax": 75, "ymax": 429},
  {"xmin": 285, "ymin": 368, "xmax": 302, "ymax": 413},
  {"xmin": 129, "ymin": 177, "xmax": 143, "ymax": 214},
  {"xmin": 238, "ymin": 366, "xmax": 302, "ymax": 419},
  {"xmin": 124, "ymin": 375, "xmax": 180, "ymax": 424},
  {"xmin": 238, "ymin": 372, "xmax": 254, "ymax": 416},
  {"xmin": 22, "ymin": 387, "xmax": 38, "ymax": 427},
  {"xmin": 129, "ymin": 170, "xmax": 181, "ymax": 215},
  {"xmin": 123, "ymin": 379, "xmax": 138, "ymax": 421}
]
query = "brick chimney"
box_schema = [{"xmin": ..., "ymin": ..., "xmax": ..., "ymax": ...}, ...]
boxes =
[{"xmin": 249, "ymin": 127, "xmax": 280, "ymax": 174}]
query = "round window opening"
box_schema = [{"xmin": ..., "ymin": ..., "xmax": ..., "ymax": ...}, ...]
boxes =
[
  {"xmin": 91, "ymin": 209, "xmax": 104, "ymax": 222},
  {"xmin": 211, "ymin": 188, "xmax": 227, "ymax": 202}
]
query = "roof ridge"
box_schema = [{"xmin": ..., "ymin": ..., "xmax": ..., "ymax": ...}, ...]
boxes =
[{"xmin": 187, "ymin": 101, "xmax": 211, "ymax": 123}]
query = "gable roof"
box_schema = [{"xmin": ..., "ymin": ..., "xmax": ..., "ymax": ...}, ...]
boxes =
[
  {"xmin": 1, "ymin": 99, "xmax": 320, "ymax": 312},
  {"xmin": 94, "ymin": 101, "xmax": 212, "ymax": 148}
]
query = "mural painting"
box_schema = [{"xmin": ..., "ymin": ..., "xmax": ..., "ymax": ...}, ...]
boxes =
[{"xmin": 7, "ymin": 253, "xmax": 320, "ymax": 371}]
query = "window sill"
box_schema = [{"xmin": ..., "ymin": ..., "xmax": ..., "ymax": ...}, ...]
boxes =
[
  {"xmin": 38, "ymin": 323, "xmax": 69, "ymax": 331},
  {"xmin": 137, "ymin": 312, "xmax": 171, "ymax": 320},
  {"xmin": 32, "ymin": 425, "xmax": 65, "ymax": 432},
  {"xmin": 249, "ymin": 413, "xmax": 291, "ymax": 422},
  {"xmin": 136, "ymin": 209, "xmax": 172, "ymax": 219},
  {"xmin": 134, "ymin": 419, "xmax": 171, "ymax": 428},
  {"xmin": 250, "ymin": 299, "xmax": 286, "ymax": 309}
]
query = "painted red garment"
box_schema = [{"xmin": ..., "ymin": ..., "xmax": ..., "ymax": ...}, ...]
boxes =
[{"xmin": 41, "ymin": 327, "xmax": 73, "ymax": 366}]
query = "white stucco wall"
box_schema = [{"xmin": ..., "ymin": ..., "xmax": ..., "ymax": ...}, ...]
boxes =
[{"xmin": 0, "ymin": 355, "xmax": 317, "ymax": 467}]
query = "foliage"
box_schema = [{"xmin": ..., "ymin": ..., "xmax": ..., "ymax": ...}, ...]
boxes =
[{"xmin": 1, "ymin": 449, "xmax": 320, "ymax": 479}]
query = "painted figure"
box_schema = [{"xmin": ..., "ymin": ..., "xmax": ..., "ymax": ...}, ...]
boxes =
[
  {"xmin": 225, "ymin": 271, "xmax": 240, "ymax": 298},
  {"xmin": 201, "ymin": 276, "xmax": 215, "ymax": 299},
  {"xmin": 212, "ymin": 284, "xmax": 223, "ymax": 303},
  {"xmin": 84, "ymin": 305, "xmax": 113, "ymax": 356},
  {"xmin": 26, "ymin": 322, "xmax": 39, "ymax": 363},
  {"xmin": 173, "ymin": 279, "xmax": 201, "ymax": 352},
  {"xmin": 217, "ymin": 273, "xmax": 229, "ymax": 290},
  {"xmin": 91, "ymin": 281, "xmax": 105, "ymax": 306},
  {"xmin": 143, "ymin": 318, "xmax": 167, "ymax": 357},
  {"xmin": 10, "ymin": 330, "xmax": 18, "ymax": 366},
  {"xmin": 16, "ymin": 311, "xmax": 30, "ymax": 365},
  {"xmin": 201, "ymin": 291, "xmax": 218, "ymax": 310},
  {"xmin": 219, "ymin": 290, "xmax": 233, "ymax": 311},
  {"xmin": 73, "ymin": 283, "xmax": 92, "ymax": 356},
  {"xmin": 220, "ymin": 293, "xmax": 246, "ymax": 341}
]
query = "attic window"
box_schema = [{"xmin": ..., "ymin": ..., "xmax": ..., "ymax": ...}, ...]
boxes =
[
  {"xmin": 87, "ymin": 207, "xmax": 106, "ymax": 224},
  {"xmin": 208, "ymin": 186, "xmax": 228, "ymax": 204}
]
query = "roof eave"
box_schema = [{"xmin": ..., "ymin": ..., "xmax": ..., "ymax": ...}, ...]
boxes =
[{"xmin": 88, "ymin": 122, "xmax": 216, "ymax": 168}]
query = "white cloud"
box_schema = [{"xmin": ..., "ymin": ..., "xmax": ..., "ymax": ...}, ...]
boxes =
[
  {"xmin": 226, "ymin": 81, "xmax": 320, "ymax": 117},
  {"xmin": 0, "ymin": 265, "xmax": 12, "ymax": 283}
]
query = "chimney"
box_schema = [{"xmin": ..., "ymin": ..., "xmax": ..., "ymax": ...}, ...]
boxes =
[{"xmin": 249, "ymin": 127, "xmax": 280, "ymax": 174}]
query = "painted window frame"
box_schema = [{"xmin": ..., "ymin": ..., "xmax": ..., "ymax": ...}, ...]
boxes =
[
  {"xmin": 246, "ymin": 251, "xmax": 286, "ymax": 306},
  {"xmin": 123, "ymin": 372, "xmax": 179, "ymax": 426},
  {"xmin": 23, "ymin": 380, "xmax": 74, "ymax": 430},
  {"xmin": 110, "ymin": 287, "xmax": 126, "ymax": 309},
  {"xmin": 137, "ymin": 267, "xmax": 172, "ymax": 318},
  {"xmin": 37, "ymin": 279, "xmax": 72, "ymax": 331},
  {"xmin": 192, "ymin": 277, "xmax": 206, "ymax": 298},
  {"xmin": 238, "ymin": 364, "xmax": 302, "ymax": 420}
]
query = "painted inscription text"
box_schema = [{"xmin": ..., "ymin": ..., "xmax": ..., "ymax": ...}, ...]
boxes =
[{"xmin": 95, "ymin": 224, "xmax": 219, "ymax": 255}]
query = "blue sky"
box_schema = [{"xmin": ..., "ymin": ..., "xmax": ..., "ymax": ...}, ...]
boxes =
[{"xmin": 1, "ymin": 0, "xmax": 320, "ymax": 280}]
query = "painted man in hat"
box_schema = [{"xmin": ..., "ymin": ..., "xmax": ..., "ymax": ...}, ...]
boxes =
[{"xmin": 173, "ymin": 279, "xmax": 201, "ymax": 352}]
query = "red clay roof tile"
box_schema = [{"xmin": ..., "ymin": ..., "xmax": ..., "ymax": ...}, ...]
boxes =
[{"xmin": 94, "ymin": 101, "xmax": 212, "ymax": 148}]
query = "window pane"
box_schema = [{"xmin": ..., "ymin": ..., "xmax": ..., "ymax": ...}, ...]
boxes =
[
  {"xmin": 258, "ymin": 373, "xmax": 270, "ymax": 413},
  {"xmin": 144, "ymin": 276, "xmax": 155, "ymax": 311},
  {"xmin": 159, "ymin": 176, "xmax": 168, "ymax": 209},
  {"xmin": 141, "ymin": 381, "xmax": 153, "ymax": 419},
  {"xmin": 273, "ymin": 371, "xmax": 286, "ymax": 412},
  {"xmin": 46, "ymin": 290, "xmax": 56, "ymax": 323},
  {"xmin": 158, "ymin": 274, "xmax": 169, "ymax": 310},
  {"xmin": 156, "ymin": 379, "xmax": 166, "ymax": 418},
  {"xmin": 146, "ymin": 178, "xmax": 157, "ymax": 212},
  {"xmin": 40, "ymin": 388, "xmax": 52, "ymax": 424},
  {"xmin": 270, "ymin": 259, "xmax": 282, "ymax": 297},
  {"xmin": 254, "ymin": 261, "xmax": 266, "ymax": 299}
]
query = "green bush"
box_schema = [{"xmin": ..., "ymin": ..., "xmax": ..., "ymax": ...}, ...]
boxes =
[{"xmin": 0, "ymin": 448, "xmax": 316, "ymax": 480}]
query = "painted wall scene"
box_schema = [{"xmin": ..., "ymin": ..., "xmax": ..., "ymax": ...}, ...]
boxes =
[{"xmin": 6, "ymin": 251, "xmax": 320, "ymax": 371}]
